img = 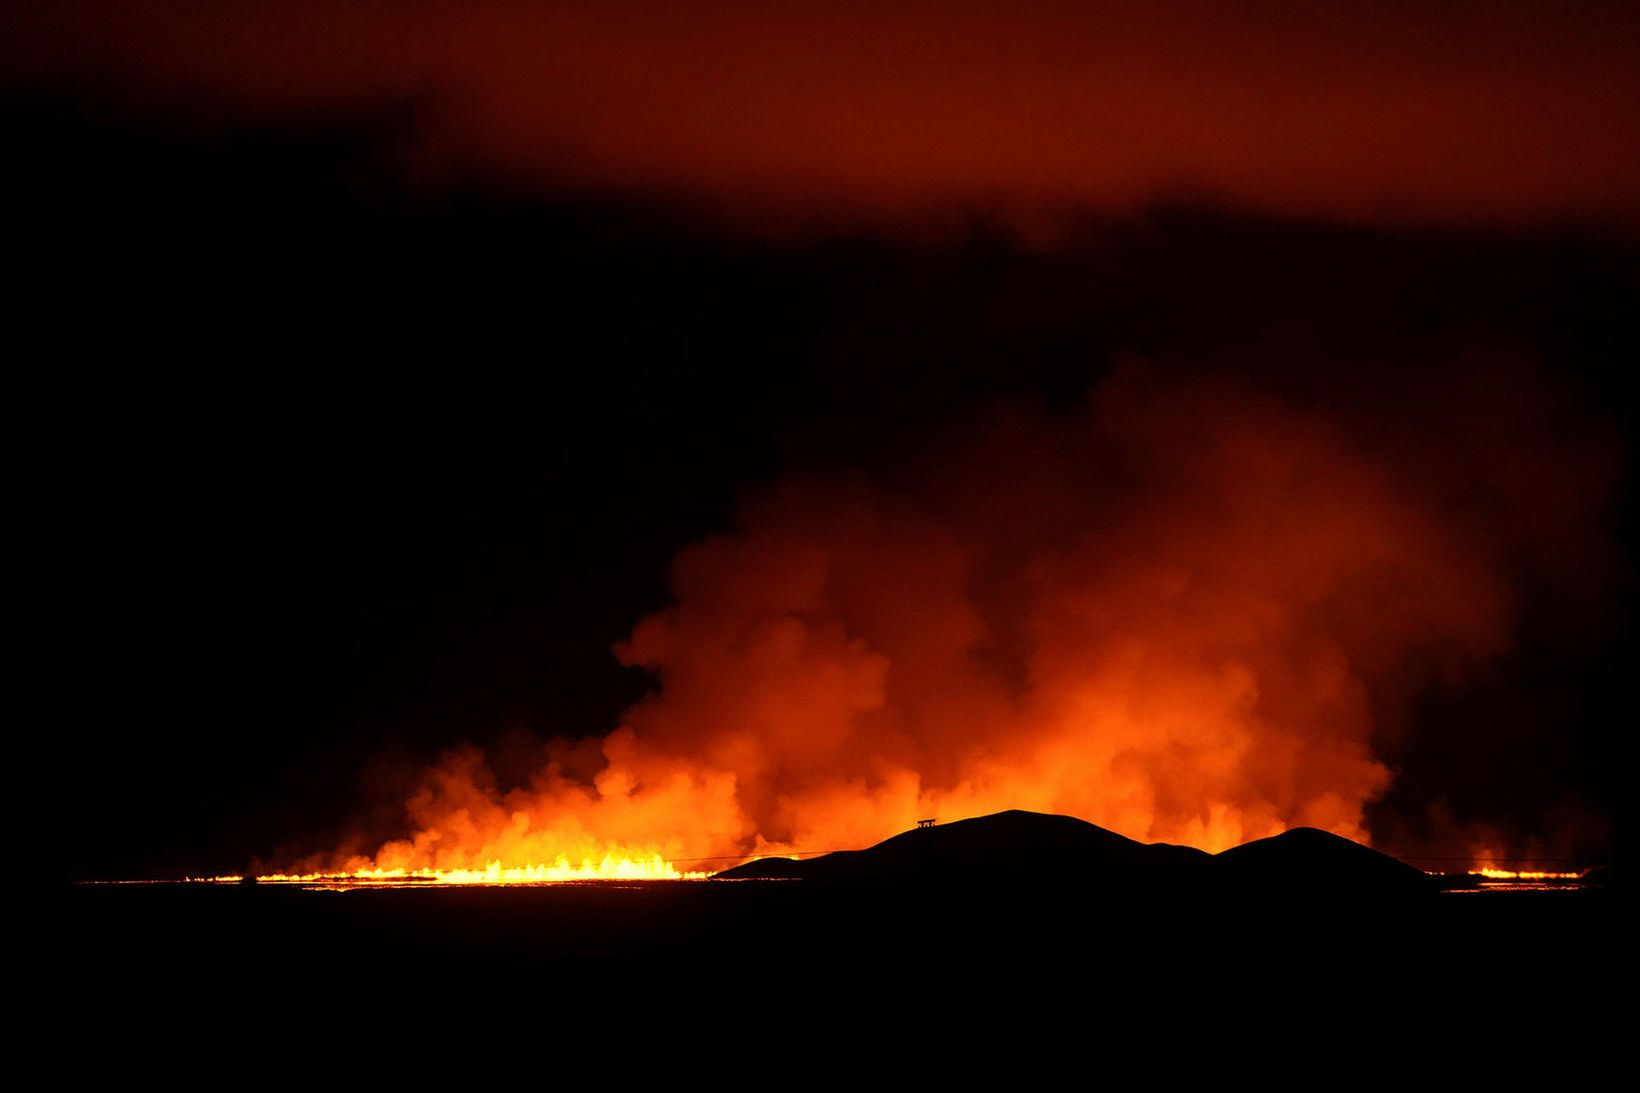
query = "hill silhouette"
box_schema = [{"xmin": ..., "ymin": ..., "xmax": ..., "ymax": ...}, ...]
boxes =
[
  {"xmin": 714, "ymin": 809, "xmax": 1432, "ymax": 898},
  {"xmin": 1213, "ymin": 826, "xmax": 1436, "ymax": 898},
  {"xmin": 715, "ymin": 809, "xmax": 1210, "ymax": 885}
]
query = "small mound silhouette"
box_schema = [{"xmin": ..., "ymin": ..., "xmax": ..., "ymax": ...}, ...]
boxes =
[
  {"xmin": 713, "ymin": 855, "xmax": 811, "ymax": 880},
  {"xmin": 1213, "ymin": 827, "xmax": 1436, "ymax": 898}
]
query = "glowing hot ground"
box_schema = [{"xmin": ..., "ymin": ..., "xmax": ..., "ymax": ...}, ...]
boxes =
[
  {"xmin": 1471, "ymin": 866, "xmax": 1583, "ymax": 881},
  {"xmin": 197, "ymin": 855, "xmax": 712, "ymax": 887},
  {"xmin": 167, "ymin": 861, "xmax": 1591, "ymax": 892},
  {"xmin": 159, "ymin": 844, "xmax": 1594, "ymax": 891}
]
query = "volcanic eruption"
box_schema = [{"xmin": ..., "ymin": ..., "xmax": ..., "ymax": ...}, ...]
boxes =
[
  {"xmin": 282, "ymin": 361, "xmax": 1609, "ymax": 883},
  {"xmin": 18, "ymin": 4, "xmax": 1628, "ymax": 891}
]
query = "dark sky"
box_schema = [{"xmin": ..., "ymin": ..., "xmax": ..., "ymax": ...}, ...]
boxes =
[{"xmin": 11, "ymin": 3, "xmax": 1634, "ymax": 879}]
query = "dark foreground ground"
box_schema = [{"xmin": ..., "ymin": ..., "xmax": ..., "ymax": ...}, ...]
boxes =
[{"xmin": 42, "ymin": 880, "xmax": 1624, "ymax": 1075}]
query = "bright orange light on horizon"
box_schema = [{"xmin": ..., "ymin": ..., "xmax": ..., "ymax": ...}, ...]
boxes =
[{"xmin": 197, "ymin": 854, "xmax": 709, "ymax": 887}]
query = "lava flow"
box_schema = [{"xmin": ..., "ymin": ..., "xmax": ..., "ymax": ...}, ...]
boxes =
[
  {"xmin": 1471, "ymin": 864, "xmax": 1585, "ymax": 882},
  {"xmin": 224, "ymin": 855, "xmax": 707, "ymax": 886}
]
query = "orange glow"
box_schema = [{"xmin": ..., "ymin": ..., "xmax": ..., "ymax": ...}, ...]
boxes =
[
  {"xmin": 1469, "ymin": 860, "xmax": 1583, "ymax": 882},
  {"xmin": 1472, "ymin": 867, "xmax": 1582, "ymax": 880},
  {"xmin": 194, "ymin": 855, "xmax": 709, "ymax": 887},
  {"xmin": 11, "ymin": 4, "xmax": 1640, "ymax": 225}
]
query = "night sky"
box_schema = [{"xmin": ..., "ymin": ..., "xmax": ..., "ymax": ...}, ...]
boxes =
[{"xmin": 13, "ymin": 3, "xmax": 1634, "ymax": 881}]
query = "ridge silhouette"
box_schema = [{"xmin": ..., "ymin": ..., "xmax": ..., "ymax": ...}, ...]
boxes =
[{"xmin": 714, "ymin": 808, "xmax": 1434, "ymax": 898}]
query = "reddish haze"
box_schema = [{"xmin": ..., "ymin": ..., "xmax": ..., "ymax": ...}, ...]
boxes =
[
  {"xmin": 338, "ymin": 365, "xmax": 1615, "ymax": 873},
  {"xmin": 8, "ymin": 2, "xmax": 1640, "ymax": 224}
]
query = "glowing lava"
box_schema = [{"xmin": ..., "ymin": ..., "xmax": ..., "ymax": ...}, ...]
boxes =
[
  {"xmin": 199, "ymin": 854, "xmax": 709, "ymax": 886},
  {"xmin": 1471, "ymin": 864, "xmax": 1583, "ymax": 881}
]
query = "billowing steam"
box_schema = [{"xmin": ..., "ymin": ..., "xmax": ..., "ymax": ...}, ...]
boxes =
[{"xmin": 349, "ymin": 365, "xmax": 1554, "ymax": 873}]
